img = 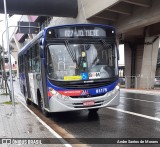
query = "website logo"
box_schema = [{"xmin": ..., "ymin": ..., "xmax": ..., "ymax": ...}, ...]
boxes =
[{"xmin": 2, "ymin": 139, "xmax": 11, "ymax": 144}]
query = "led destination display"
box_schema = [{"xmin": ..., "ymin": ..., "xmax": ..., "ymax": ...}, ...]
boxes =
[{"xmin": 46, "ymin": 25, "xmax": 115, "ymax": 39}]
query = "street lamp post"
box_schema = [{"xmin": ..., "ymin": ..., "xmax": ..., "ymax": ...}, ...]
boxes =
[
  {"xmin": 3, "ymin": 0, "xmax": 15, "ymax": 106},
  {"xmin": 1, "ymin": 25, "xmax": 17, "ymax": 93}
]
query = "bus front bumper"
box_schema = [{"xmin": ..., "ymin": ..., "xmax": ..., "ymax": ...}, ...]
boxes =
[{"xmin": 48, "ymin": 86, "xmax": 120, "ymax": 112}]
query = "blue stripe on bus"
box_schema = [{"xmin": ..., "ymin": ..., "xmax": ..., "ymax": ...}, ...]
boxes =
[{"xmin": 47, "ymin": 80, "xmax": 118, "ymax": 96}]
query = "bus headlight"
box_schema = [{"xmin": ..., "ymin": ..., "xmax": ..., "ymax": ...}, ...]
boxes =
[
  {"xmin": 107, "ymin": 92, "xmax": 111, "ymax": 97},
  {"xmin": 57, "ymin": 94, "xmax": 69, "ymax": 101},
  {"xmin": 48, "ymin": 88, "xmax": 69, "ymax": 101},
  {"xmin": 116, "ymin": 85, "xmax": 120, "ymax": 90},
  {"xmin": 111, "ymin": 88, "xmax": 116, "ymax": 95},
  {"xmin": 107, "ymin": 85, "xmax": 119, "ymax": 97},
  {"xmin": 113, "ymin": 85, "xmax": 120, "ymax": 94},
  {"xmin": 48, "ymin": 88, "xmax": 57, "ymax": 97}
]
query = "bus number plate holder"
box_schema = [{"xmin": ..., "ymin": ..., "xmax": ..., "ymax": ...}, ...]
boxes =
[{"xmin": 83, "ymin": 101, "xmax": 95, "ymax": 106}]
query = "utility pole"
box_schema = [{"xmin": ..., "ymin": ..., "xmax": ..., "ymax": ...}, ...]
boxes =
[{"xmin": 3, "ymin": 0, "xmax": 15, "ymax": 106}]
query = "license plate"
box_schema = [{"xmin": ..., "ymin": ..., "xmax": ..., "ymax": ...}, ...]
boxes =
[{"xmin": 83, "ymin": 101, "xmax": 95, "ymax": 106}]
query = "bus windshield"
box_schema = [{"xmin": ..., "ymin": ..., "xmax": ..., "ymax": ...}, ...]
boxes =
[{"xmin": 47, "ymin": 41, "xmax": 118, "ymax": 81}]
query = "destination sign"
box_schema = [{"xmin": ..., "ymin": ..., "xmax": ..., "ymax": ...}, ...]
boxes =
[
  {"xmin": 63, "ymin": 28, "xmax": 103, "ymax": 37},
  {"xmin": 57, "ymin": 27, "xmax": 106, "ymax": 38},
  {"xmin": 46, "ymin": 25, "xmax": 115, "ymax": 39}
]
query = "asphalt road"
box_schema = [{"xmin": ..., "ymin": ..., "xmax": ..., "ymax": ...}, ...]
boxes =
[{"xmin": 13, "ymin": 80, "xmax": 160, "ymax": 147}]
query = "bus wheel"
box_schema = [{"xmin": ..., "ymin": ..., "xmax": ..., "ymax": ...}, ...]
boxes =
[
  {"xmin": 88, "ymin": 108, "xmax": 99, "ymax": 113},
  {"xmin": 37, "ymin": 91, "xmax": 50, "ymax": 117},
  {"xmin": 42, "ymin": 108, "xmax": 50, "ymax": 117},
  {"xmin": 26, "ymin": 99, "xmax": 31, "ymax": 105}
]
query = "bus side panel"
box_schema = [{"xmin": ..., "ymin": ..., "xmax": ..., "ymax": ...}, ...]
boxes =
[
  {"xmin": 19, "ymin": 72, "xmax": 25, "ymax": 94},
  {"xmin": 28, "ymin": 73, "xmax": 38, "ymax": 104}
]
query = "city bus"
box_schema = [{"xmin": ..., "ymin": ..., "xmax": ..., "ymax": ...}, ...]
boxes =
[{"xmin": 18, "ymin": 24, "xmax": 120, "ymax": 116}]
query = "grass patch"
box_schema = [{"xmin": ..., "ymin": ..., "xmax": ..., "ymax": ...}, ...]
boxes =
[
  {"xmin": 2, "ymin": 101, "xmax": 19, "ymax": 105},
  {"xmin": 0, "ymin": 93, "xmax": 9, "ymax": 95}
]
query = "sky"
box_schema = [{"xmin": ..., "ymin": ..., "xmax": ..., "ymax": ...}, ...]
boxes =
[
  {"xmin": 0, "ymin": 14, "xmax": 22, "ymax": 46},
  {"xmin": 119, "ymin": 44, "xmax": 124, "ymax": 66},
  {"xmin": 0, "ymin": 14, "xmax": 22, "ymax": 63}
]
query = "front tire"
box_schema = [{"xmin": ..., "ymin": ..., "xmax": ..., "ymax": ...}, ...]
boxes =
[
  {"xmin": 88, "ymin": 108, "xmax": 99, "ymax": 113},
  {"xmin": 26, "ymin": 98, "xmax": 31, "ymax": 105},
  {"xmin": 37, "ymin": 91, "xmax": 50, "ymax": 117},
  {"xmin": 42, "ymin": 108, "xmax": 50, "ymax": 117}
]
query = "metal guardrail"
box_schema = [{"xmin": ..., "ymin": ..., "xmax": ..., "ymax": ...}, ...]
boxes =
[
  {"xmin": 0, "ymin": 88, "xmax": 5, "ymax": 94},
  {"xmin": 119, "ymin": 76, "xmax": 160, "ymax": 89},
  {"xmin": 154, "ymin": 76, "xmax": 160, "ymax": 88}
]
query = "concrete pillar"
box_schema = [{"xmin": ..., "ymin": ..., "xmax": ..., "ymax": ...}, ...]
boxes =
[
  {"xmin": 135, "ymin": 44, "xmax": 144, "ymax": 88},
  {"xmin": 140, "ymin": 37, "xmax": 159, "ymax": 89},
  {"xmin": 124, "ymin": 43, "xmax": 132, "ymax": 88}
]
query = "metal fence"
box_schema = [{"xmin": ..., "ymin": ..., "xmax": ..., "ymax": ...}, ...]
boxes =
[{"xmin": 119, "ymin": 76, "xmax": 160, "ymax": 89}]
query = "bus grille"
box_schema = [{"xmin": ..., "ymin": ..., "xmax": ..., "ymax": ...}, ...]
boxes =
[
  {"xmin": 58, "ymin": 81, "xmax": 112, "ymax": 89},
  {"xmin": 69, "ymin": 93, "xmax": 117, "ymax": 109},
  {"xmin": 49, "ymin": 77, "xmax": 118, "ymax": 89},
  {"xmin": 70, "ymin": 93, "xmax": 106, "ymax": 98}
]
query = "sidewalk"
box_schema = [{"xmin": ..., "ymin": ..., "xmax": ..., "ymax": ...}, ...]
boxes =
[
  {"xmin": 0, "ymin": 93, "xmax": 65, "ymax": 147},
  {"xmin": 121, "ymin": 88, "xmax": 160, "ymax": 96}
]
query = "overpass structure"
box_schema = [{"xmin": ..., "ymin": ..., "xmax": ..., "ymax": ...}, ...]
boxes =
[
  {"xmin": 3, "ymin": 0, "xmax": 160, "ymax": 89},
  {"xmin": 83, "ymin": 0, "xmax": 160, "ymax": 89}
]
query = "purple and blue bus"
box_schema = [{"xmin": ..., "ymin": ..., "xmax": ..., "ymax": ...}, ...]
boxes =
[{"xmin": 18, "ymin": 24, "xmax": 120, "ymax": 116}]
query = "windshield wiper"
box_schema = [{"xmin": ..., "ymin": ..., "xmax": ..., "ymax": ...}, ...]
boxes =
[
  {"xmin": 64, "ymin": 40, "xmax": 76, "ymax": 63},
  {"xmin": 100, "ymin": 39, "xmax": 119, "ymax": 60},
  {"xmin": 100, "ymin": 39, "xmax": 111, "ymax": 49}
]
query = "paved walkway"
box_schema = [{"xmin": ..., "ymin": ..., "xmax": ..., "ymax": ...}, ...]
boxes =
[{"xmin": 0, "ymin": 93, "xmax": 64, "ymax": 147}]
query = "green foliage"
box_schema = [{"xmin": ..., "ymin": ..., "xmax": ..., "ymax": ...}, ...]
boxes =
[
  {"xmin": 0, "ymin": 93, "xmax": 9, "ymax": 95},
  {"xmin": 2, "ymin": 101, "xmax": 19, "ymax": 105}
]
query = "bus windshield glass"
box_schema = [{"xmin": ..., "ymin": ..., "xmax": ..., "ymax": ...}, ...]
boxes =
[{"xmin": 47, "ymin": 42, "xmax": 118, "ymax": 81}]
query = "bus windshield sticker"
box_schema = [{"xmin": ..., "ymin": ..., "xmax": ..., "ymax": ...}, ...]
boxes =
[
  {"xmin": 81, "ymin": 72, "xmax": 89, "ymax": 80},
  {"xmin": 64, "ymin": 76, "xmax": 82, "ymax": 81},
  {"xmin": 82, "ymin": 52, "xmax": 86, "ymax": 57},
  {"xmin": 83, "ymin": 62, "xmax": 87, "ymax": 67},
  {"xmin": 89, "ymin": 72, "xmax": 101, "ymax": 79}
]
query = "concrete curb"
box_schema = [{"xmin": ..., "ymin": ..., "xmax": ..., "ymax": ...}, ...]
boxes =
[{"xmin": 121, "ymin": 88, "xmax": 160, "ymax": 96}]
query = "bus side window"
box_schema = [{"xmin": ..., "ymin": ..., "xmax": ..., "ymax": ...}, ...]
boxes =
[
  {"xmin": 31, "ymin": 47, "xmax": 35, "ymax": 72},
  {"xmin": 22, "ymin": 55, "xmax": 25, "ymax": 73},
  {"xmin": 47, "ymin": 50, "xmax": 53, "ymax": 75},
  {"xmin": 35, "ymin": 44, "xmax": 40, "ymax": 72},
  {"xmin": 28, "ymin": 49, "xmax": 32, "ymax": 72}
]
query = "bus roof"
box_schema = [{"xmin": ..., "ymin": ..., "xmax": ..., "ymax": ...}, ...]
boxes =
[
  {"xmin": 44, "ymin": 23, "xmax": 115, "ymax": 31},
  {"xmin": 18, "ymin": 23, "xmax": 116, "ymax": 56}
]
